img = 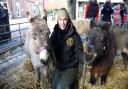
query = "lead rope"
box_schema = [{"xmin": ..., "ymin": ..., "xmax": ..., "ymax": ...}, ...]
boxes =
[
  {"xmin": 81, "ymin": 56, "xmax": 88, "ymax": 89},
  {"xmin": 80, "ymin": 34, "xmax": 87, "ymax": 89}
]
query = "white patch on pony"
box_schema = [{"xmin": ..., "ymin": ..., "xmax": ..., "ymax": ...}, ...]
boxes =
[{"xmin": 39, "ymin": 49, "xmax": 49, "ymax": 61}]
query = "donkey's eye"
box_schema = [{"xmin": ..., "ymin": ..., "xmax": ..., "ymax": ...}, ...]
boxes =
[
  {"xmin": 46, "ymin": 32, "xmax": 50, "ymax": 37},
  {"xmin": 100, "ymin": 40, "xmax": 104, "ymax": 43},
  {"xmin": 34, "ymin": 37, "xmax": 36, "ymax": 40}
]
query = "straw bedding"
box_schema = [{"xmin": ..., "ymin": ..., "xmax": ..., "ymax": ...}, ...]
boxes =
[
  {"xmin": 0, "ymin": 20, "xmax": 128, "ymax": 89},
  {"xmin": 0, "ymin": 58, "xmax": 128, "ymax": 89}
]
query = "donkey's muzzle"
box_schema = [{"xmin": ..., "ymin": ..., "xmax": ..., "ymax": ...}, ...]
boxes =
[
  {"xmin": 40, "ymin": 58, "xmax": 48, "ymax": 66},
  {"xmin": 39, "ymin": 49, "xmax": 49, "ymax": 61}
]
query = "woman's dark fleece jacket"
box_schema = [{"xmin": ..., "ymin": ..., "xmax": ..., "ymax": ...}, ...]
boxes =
[{"xmin": 50, "ymin": 23, "xmax": 84, "ymax": 71}]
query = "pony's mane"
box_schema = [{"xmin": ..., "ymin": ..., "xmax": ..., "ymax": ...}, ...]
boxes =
[{"xmin": 91, "ymin": 27, "xmax": 115, "ymax": 57}]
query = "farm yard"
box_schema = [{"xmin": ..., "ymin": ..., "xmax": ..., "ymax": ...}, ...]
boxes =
[
  {"xmin": 0, "ymin": 0, "xmax": 128, "ymax": 88},
  {"xmin": 0, "ymin": 19, "xmax": 128, "ymax": 89}
]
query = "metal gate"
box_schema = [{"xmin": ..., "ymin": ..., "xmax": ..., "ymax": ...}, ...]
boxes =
[{"xmin": 0, "ymin": 22, "xmax": 29, "ymax": 64}]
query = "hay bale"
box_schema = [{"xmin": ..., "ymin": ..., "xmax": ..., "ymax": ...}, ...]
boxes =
[
  {"xmin": 0, "ymin": 61, "xmax": 37, "ymax": 89},
  {"xmin": 0, "ymin": 58, "xmax": 49, "ymax": 89},
  {"xmin": 73, "ymin": 19, "xmax": 91, "ymax": 35},
  {"xmin": 23, "ymin": 58, "xmax": 34, "ymax": 72}
]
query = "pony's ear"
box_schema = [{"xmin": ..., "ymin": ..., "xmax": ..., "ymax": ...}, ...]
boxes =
[
  {"xmin": 98, "ymin": 21, "xmax": 111, "ymax": 31},
  {"xmin": 41, "ymin": 9, "xmax": 47, "ymax": 21},
  {"xmin": 26, "ymin": 11, "xmax": 34, "ymax": 23}
]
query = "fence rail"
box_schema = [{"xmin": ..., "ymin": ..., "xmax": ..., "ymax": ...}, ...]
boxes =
[{"xmin": 0, "ymin": 22, "xmax": 29, "ymax": 64}]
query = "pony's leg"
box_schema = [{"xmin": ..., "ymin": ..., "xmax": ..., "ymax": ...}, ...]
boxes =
[
  {"xmin": 125, "ymin": 54, "xmax": 128, "ymax": 68},
  {"xmin": 90, "ymin": 68, "xmax": 97, "ymax": 85},
  {"xmin": 121, "ymin": 52, "xmax": 128, "ymax": 68},
  {"xmin": 90, "ymin": 75, "xmax": 96, "ymax": 85},
  {"xmin": 101, "ymin": 73, "xmax": 107, "ymax": 85},
  {"xmin": 90, "ymin": 66, "xmax": 102, "ymax": 85}
]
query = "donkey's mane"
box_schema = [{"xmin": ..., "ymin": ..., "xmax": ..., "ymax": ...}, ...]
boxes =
[{"xmin": 31, "ymin": 16, "xmax": 49, "ymax": 37}]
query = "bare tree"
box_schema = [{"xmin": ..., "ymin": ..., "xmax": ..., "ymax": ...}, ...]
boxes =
[{"xmin": 67, "ymin": 0, "xmax": 76, "ymax": 20}]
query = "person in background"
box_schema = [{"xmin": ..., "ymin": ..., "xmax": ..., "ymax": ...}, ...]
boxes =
[
  {"xmin": 85, "ymin": 0, "xmax": 99, "ymax": 21},
  {"xmin": 112, "ymin": 4, "xmax": 121, "ymax": 27},
  {"xmin": 50, "ymin": 8, "xmax": 85, "ymax": 89},
  {"xmin": 100, "ymin": 0, "xmax": 114, "ymax": 23},
  {"xmin": 120, "ymin": 3, "xmax": 127, "ymax": 27}
]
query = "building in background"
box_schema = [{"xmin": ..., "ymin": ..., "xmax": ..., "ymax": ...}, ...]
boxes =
[
  {"xmin": 0, "ymin": 0, "xmax": 27, "ymax": 19},
  {"xmin": 0, "ymin": 0, "xmax": 68, "ymax": 19},
  {"xmin": 0, "ymin": 0, "xmax": 124, "ymax": 19}
]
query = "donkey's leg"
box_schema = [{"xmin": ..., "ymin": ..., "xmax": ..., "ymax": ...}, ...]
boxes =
[
  {"xmin": 35, "ymin": 66, "xmax": 41, "ymax": 88},
  {"xmin": 35, "ymin": 66, "xmax": 41, "ymax": 82},
  {"xmin": 101, "ymin": 73, "xmax": 107, "ymax": 85}
]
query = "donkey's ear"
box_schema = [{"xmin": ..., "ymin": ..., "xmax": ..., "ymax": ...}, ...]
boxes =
[
  {"xmin": 26, "ymin": 11, "xmax": 34, "ymax": 23},
  {"xmin": 41, "ymin": 9, "xmax": 47, "ymax": 21}
]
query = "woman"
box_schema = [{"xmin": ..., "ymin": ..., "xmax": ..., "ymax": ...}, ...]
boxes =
[
  {"xmin": 50, "ymin": 8, "xmax": 84, "ymax": 89},
  {"xmin": 85, "ymin": 0, "xmax": 99, "ymax": 21},
  {"xmin": 100, "ymin": 0, "xmax": 114, "ymax": 22},
  {"xmin": 120, "ymin": 3, "xmax": 127, "ymax": 26},
  {"xmin": 112, "ymin": 4, "xmax": 121, "ymax": 27}
]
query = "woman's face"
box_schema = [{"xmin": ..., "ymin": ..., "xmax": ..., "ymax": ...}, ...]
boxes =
[{"xmin": 58, "ymin": 16, "xmax": 68, "ymax": 30}]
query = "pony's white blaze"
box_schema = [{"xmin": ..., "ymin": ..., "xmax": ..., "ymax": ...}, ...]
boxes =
[{"xmin": 39, "ymin": 49, "xmax": 49, "ymax": 61}]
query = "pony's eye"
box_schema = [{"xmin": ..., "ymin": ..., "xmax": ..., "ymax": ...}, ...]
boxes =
[{"xmin": 34, "ymin": 37, "xmax": 36, "ymax": 40}]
